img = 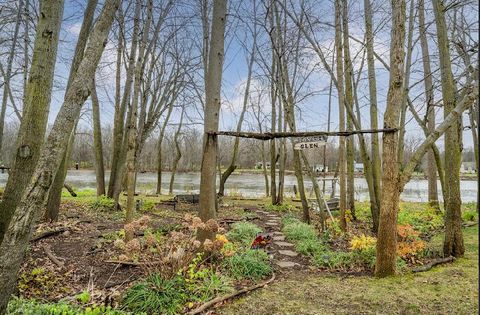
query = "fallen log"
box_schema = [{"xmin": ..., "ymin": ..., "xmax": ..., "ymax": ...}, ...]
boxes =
[
  {"xmin": 31, "ymin": 227, "xmax": 69, "ymax": 242},
  {"xmin": 43, "ymin": 246, "xmax": 64, "ymax": 268},
  {"xmin": 412, "ymin": 256, "xmax": 455, "ymax": 273},
  {"xmin": 63, "ymin": 183, "xmax": 77, "ymax": 197},
  {"xmin": 187, "ymin": 274, "xmax": 276, "ymax": 315},
  {"xmin": 105, "ymin": 260, "xmax": 145, "ymax": 267}
]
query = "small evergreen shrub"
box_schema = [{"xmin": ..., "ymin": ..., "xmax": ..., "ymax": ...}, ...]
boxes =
[{"xmin": 222, "ymin": 249, "xmax": 272, "ymax": 281}]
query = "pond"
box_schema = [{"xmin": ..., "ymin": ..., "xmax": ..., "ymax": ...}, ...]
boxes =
[{"xmin": 0, "ymin": 170, "xmax": 477, "ymax": 202}]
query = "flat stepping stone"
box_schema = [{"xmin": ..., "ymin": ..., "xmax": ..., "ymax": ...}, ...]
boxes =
[
  {"xmin": 275, "ymin": 261, "xmax": 299, "ymax": 268},
  {"xmin": 275, "ymin": 241, "xmax": 294, "ymax": 247},
  {"xmin": 278, "ymin": 250, "xmax": 298, "ymax": 257},
  {"xmin": 265, "ymin": 222, "xmax": 279, "ymax": 226},
  {"xmin": 273, "ymin": 232, "xmax": 284, "ymax": 236},
  {"xmin": 273, "ymin": 235, "xmax": 285, "ymax": 241}
]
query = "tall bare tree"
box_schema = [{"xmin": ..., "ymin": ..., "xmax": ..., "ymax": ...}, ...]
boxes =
[
  {"xmin": 0, "ymin": 0, "xmax": 119, "ymax": 310},
  {"xmin": 0, "ymin": 0, "xmax": 64, "ymax": 242},
  {"xmin": 198, "ymin": 0, "xmax": 227, "ymax": 241},
  {"xmin": 432, "ymin": 0, "xmax": 465, "ymax": 257}
]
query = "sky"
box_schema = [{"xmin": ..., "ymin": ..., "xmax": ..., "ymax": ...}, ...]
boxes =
[{"xmin": 2, "ymin": 0, "xmax": 477, "ymax": 152}]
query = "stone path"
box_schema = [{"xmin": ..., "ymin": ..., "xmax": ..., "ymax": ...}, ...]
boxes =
[{"xmin": 254, "ymin": 209, "xmax": 303, "ymax": 270}]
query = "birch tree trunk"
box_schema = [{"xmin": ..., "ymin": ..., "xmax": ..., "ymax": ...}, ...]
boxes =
[
  {"xmin": 418, "ymin": 0, "xmax": 439, "ymax": 209},
  {"xmin": 198, "ymin": 0, "xmax": 227, "ymax": 242},
  {"xmin": 91, "ymin": 78, "xmax": 105, "ymax": 196},
  {"xmin": 0, "ymin": 0, "xmax": 119, "ymax": 310},
  {"xmin": 375, "ymin": 0, "xmax": 406, "ymax": 277},
  {"xmin": 0, "ymin": 0, "xmax": 64, "ymax": 242},
  {"xmin": 432, "ymin": 0, "xmax": 464, "ymax": 258}
]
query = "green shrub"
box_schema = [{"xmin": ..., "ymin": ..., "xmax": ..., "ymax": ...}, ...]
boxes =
[
  {"xmin": 397, "ymin": 204, "xmax": 443, "ymax": 233},
  {"xmin": 90, "ymin": 195, "xmax": 116, "ymax": 211},
  {"xmin": 462, "ymin": 209, "xmax": 477, "ymax": 222},
  {"xmin": 140, "ymin": 200, "xmax": 156, "ymax": 212},
  {"xmin": 7, "ymin": 297, "xmax": 132, "ymax": 315},
  {"xmin": 184, "ymin": 253, "xmax": 233, "ymax": 302},
  {"xmin": 223, "ymin": 249, "xmax": 272, "ymax": 281},
  {"xmin": 226, "ymin": 222, "xmax": 262, "ymax": 246},
  {"xmin": 282, "ymin": 217, "xmax": 318, "ymax": 242},
  {"xmin": 122, "ymin": 274, "xmax": 187, "ymax": 315}
]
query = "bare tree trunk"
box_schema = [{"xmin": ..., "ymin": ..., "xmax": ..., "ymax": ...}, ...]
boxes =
[
  {"xmin": 418, "ymin": 0, "xmax": 439, "ymax": 209},
  {"xmin": 45, "ymin": 0, "xmax": 98, "ymax": 220},
  {"xmin": 364, "ymin": 0, "xmax": 381, "ymax": 232},
  {"xmin": 335, "ymin": 0, "xmax": 347, "ymax": 231},
  {"xmin": 397, "ymin": 0, "xmax": 415, "ymax": 164},
  {"xmin": 156, "ymin": 104, "xmax": 174, "ymax": 195},
  {"xmin": 169, "ymin": 107, "xmax": 184, "ymax": 195},
  {"xmin": 125, "ymin": 0, "xmax": 152, "ymax": 241},
  {"xmin": 342, "ymin": 1, "xmax": 355, "ymax": 220},
  {"xmin": 198, "ymin": 0, "xmax": 227, "ymax": 242},
  {"xmin": 91, "ymin": 78, "xmax": 105, "ymax": 196},
  {"xmin": 432, "ymin": 0, "xmax": 464, "ymax": 258},
  {"xmin": 301, "ymin": 152, "xmax": 326, "ymax": 229},
  {"xmin": 375, "ymin": 0, "xmax": 406, "ymax": 277},
  {"xmin": 0, "ymin": 0, "xmax": 63, "ymax": 242},
  {"xmin": 218, "ymin": 22, "xmax": 257, "ymax": 196},
  {"xmin": 269, "ymin": 19, "xmax": 277, "ymax": 203},
  {"xmin": 0, "ymin": 0, "xmax": 24, "ymax": 159},
  {"xmin": 0, "ymin": 0, "xmax": 119, "ymax": 310},
  {"xmin": 108, "ymin": 3, "xmax": 139, "ymax": 204}
]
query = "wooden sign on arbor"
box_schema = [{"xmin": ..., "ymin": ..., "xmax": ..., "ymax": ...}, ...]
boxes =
[{"xmin": 293, "ymin": 135, "xmax": 327, "ymax": 150}]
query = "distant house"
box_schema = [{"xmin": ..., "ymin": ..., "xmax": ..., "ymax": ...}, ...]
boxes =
[
  {"xmin": 460, "ymin": 162, "xmax": 477, "ymax": 173},
  {"xmin": 354, "ymin": 162, "xmax": 364, "ymax": 173},
  {"xmin": 313, "ymin": 164, "xmax": 328, "ymax": 172}
]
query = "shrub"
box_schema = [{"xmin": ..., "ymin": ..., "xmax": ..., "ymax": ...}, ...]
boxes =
[
  {"xmin": 184, "ymin": 253, "xmax": 233, "ymax": 302},
  {"xmin": 462, "ymin": 209, "xmax": 477, "ymax": 222},
  {"xmin": 122, "ymin": 274, "xmax": 187, "ymax": 315},
  {"xmin": 226, "ymin": 222, "xmax": 261, "ymax": 246},
  {"xmin": 314, "ymin": 250, "xmax": 352, "ymax": 269},
  {"xmin": 7, "ymin": 297, "xmax": 132, "ymax": 315},
  {"xmin": 350, "ymin": 234, "xmax": 376, "ymax": 251},
  {"xmin": 222, "ymin": 249, "xmax": 272, "ymax": 281},
  {"xmin": 90, "ymin": 195, "xmax": 115, "ymax": 211},
  {"xmin": 397, "ymin": 204, "xmax": 443, "ymax": 233}
]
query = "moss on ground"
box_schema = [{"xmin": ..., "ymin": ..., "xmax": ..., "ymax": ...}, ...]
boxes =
[{"xmin": 219, "ymin": 226, "xmax": 478, "ymax": 315}]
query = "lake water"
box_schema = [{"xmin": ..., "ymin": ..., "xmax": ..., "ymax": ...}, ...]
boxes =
[{"xmin": 0, "ymin": 170, "xmax": 477, "ymax": 202}]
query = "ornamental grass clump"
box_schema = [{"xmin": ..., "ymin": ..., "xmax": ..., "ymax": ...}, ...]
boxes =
[
  {"xmin": 222, "ymin": 249, "xmax": 272, "ymax": 281},
  {"xmin": 226, "ymin": 222, "xmax": 262, "ymax": 246}
]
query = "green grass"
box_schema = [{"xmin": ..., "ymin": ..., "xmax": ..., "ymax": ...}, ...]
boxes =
[
  {"xmin": 222, "ymin": 249, "xmax": 273, "ymax": 281},
  {"xmin": 7, "ymin": 297, "xmax": 134, "ymax": 315},
  {"xmin": 219, "ymin": 226, "xmax": 479, "ymax": 314},
  {"xmin": 226, "ymin": 222, "xmax": 262, "ymax": 246}
]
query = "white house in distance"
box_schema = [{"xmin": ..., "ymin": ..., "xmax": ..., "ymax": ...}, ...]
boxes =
[
  {"xmin": 460, "ymin": 162, "xmax": 477, "ymax": 173},
  {"xmin": 354, "ymin": 162, "xmax": 364, "ymax": 173}
]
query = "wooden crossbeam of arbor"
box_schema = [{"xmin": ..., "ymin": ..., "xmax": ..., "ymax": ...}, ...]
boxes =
[{"xmin": 207, "ymin": 128, "xmax": 398, "ymax": 140}]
